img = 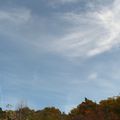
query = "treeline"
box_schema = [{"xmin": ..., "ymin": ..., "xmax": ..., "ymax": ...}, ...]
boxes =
[{"xmin": 1, "ymin": 96, "xmax": 120, "ymax": 120}]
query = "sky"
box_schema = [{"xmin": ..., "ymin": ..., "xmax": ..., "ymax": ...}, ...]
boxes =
[{"xmin": 0, "ymin": 0, "xmax": 120, "ymax": 113}]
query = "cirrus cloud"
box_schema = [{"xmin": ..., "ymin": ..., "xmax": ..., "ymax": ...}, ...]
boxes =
[
  {"xmin": 47, "ymin": 0, "xmax": 120, "ymax": 59},
  {"xmin": 0, "ymin": 8, "xmax": 31, "ymax": 24}
]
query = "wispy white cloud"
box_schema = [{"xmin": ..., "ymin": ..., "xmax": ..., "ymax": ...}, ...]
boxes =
[
  {"xmin": 0, "ymin": 8, "xmax": 31, "ymax": 24},
  {"xmin": 1, "ymin": 0, "xmax": 120, "ymax": 61},
  {"xmin": 49, "ymin": 0, "xmax": 79, "ymax": 5},
  {"xmin": 48, "ymin": 0, "xmax": 120, "ymax": 59},
  {"xmin": 88, "ymin": 73, "xmax": 98, "ymax": 80}
]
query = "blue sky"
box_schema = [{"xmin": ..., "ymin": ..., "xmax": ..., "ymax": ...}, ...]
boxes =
[{"xmin": 0, "ymin": 0, "xmax": 120, "ymax": 113}]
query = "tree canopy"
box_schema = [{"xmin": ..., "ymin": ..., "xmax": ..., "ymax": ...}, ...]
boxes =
[{"xmin": 1, "ymin": 96, "xmax": 120, "ymax": 120}]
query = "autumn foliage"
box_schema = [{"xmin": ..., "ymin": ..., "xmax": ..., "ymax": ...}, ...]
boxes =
[{"xmin": 1, "ymin": 96, "xmax": 120, "ymax": 120}]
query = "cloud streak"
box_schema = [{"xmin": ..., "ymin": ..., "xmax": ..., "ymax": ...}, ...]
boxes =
[
  {"xmin": 49, "ymin": 0, "xmax": 79, "ymax": 5},
  {"xmin": 48, "ymin": 0, "xmax": 120, "ymax": 59},
  {"xmin": 0, "ymin": 8, "xmax": 31, "ymax": 24},
  {"xmin": 1, "ymin": 1, "xmax": 120, "ymax": 61}
]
